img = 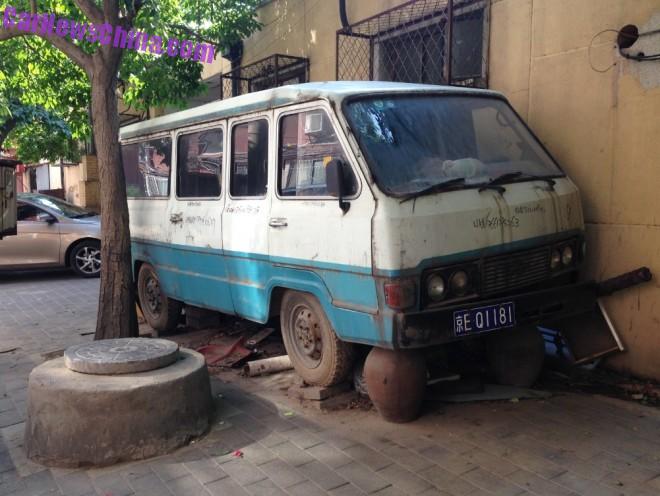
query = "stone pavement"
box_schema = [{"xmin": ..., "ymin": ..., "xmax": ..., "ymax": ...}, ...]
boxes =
[{"xmin": 2, "ymin": 271, "xmax": 660, "ymax": 496}]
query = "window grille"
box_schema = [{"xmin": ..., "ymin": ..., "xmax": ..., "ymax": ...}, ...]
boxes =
[
  {"xmin": 336, "ymin": 0, "xmax": 489, "ymax": 88},
  {"xmin": 220, "ymin": 54, "xmax": 310, "ymax": 99}
]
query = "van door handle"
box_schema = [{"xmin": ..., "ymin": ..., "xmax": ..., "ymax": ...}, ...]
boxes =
[
  {"xmin": 268, "ymin": 217, "xmax": 288, "ymax": 228},
  {"xmin": 169, "ymin": 212, "xmax": 183, "ymax": 224}
]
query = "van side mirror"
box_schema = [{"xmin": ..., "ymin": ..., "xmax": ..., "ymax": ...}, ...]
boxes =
[{"xmin": 326, "ymin": 159, "xmax": 350, "ymax": 214}]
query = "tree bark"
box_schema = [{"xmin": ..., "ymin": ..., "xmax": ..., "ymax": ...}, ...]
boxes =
[{"xmin": 90, "ymin": 60, "xmax": 138, "ymax": 340}]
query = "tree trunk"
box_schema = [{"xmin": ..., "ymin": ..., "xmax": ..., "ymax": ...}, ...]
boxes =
[
  {"xmin": 90, "ymin": 62, "xmax": 138, "ymax": 340},
  {"xmin": 0, "ymin": 117, "xmax": 18, "ymax": 148}
]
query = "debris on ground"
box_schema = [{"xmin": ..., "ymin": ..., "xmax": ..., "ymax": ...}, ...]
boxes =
[{"xmin": 243, "ymin": 355, "xmax": 292, "ymax": 377}]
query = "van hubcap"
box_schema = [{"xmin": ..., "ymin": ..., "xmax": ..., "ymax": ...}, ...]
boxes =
[
  {"xmin": 144, "ymin": 276, "xmax": 162, "ymax": 316},
  {"xmin": 291, "ymin": 305, "xmax": 322, "ymax": 367}
]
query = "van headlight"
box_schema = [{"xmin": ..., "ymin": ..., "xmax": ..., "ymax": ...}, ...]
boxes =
[
  {"xmin": 561, "ymin": 245, "xmax": 574, "ymax": 266},
  {"xmin": 427, "ymin": 275, "xmax": 446, "ymax": 301},
  {"xmin": 550, "ymin": 250, "xmax": 561, "ymax": 270},
  {"xmin": 450, "ymin": 270, "xmax": 470, "ymax": 296}
]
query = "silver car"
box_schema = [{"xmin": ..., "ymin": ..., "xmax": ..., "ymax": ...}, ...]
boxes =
[{"xmin": 0, "ymin": 193, "xmax": 101, "ymax": 277}]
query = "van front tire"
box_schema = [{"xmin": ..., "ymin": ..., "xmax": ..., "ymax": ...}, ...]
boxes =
[
  {"xmin": 137, "ymin": 263, "xmax": 181, "ymax": 333},
  {"xmin": 280, "ymin": 291, "xmax": 354, "ymax": 387}
]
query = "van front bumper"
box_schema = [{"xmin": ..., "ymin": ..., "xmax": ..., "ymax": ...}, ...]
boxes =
[{"xmin": 394, "ymin": 282, "xmax": 598, "ymax": 348}]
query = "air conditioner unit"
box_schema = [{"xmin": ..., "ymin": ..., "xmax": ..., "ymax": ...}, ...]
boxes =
[{"xmin": 304, "ymin": 113, "xmax": 323, "ymax": 133}]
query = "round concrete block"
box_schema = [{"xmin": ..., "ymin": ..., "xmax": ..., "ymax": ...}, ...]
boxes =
[
  {"xmin": 64, "ymin": 338, "xmax": 179, "ymax": 375},
  {"xmin": 25, "ymin": 348, "xmax": 212, "ymax": 467}
]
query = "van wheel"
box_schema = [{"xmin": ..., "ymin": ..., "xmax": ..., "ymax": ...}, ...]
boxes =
[
  {"xmin": 137, "ymin": 263, "xmax": 181, "ymax": 333},
  {"xmin": 280, "ymin": 291, "xmax": 354, "ymax": 387},
  {"xmin": 484, "ymin": 325, "xmax": 545, "ymax": 387}
]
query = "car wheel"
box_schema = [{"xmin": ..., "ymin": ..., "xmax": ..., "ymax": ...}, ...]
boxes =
[
  {"xmin": 484, "ymin": 325, "xmax": 545, "ymax": 387},
  {"xmin": 137, "ymin": 263, "xmax": 181, "ymax": 333},
  {"xmin": 69, "ymin": 240, "xmax": 101, "ymax": 278},
  {"xmin": 280, "ymin": 291, "xmax": 354, "ymax": 387}
]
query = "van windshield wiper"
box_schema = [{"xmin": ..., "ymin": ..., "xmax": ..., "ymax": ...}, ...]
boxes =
[
  {"xmin": 478, "ymin": 171, "xmax": 558, "ymax": 194},
  {"xmin": 400, "ymin": 177, "xmax": 466, "ymax": 203}
]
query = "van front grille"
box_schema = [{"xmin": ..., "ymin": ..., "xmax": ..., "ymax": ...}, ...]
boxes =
[{"xmin": 482, "ymin": 246, "xmax": 551, "ymax": 295}]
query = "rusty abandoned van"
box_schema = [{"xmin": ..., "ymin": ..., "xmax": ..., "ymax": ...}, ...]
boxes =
[{"xmin": 120, "ymin": 82, "xmax": 650, "ymax": 421}]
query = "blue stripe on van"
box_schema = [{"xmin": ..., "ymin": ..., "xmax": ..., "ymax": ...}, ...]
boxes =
[{"xmin": 130, "ymin": 238, "xmax": 388, "ymax": 346}]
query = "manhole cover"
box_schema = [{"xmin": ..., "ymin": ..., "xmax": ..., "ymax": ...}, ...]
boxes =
[{"xmin": 64, "ymin": 338, "xmax": 179, "ymax": 375}]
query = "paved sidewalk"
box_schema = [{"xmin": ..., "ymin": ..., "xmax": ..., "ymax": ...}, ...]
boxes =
[{"xmin": 1, "ymin": 271, "xmax": 660, "ymax": 496}]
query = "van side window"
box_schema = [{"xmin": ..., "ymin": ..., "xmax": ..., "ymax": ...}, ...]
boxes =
[
  {"xmin": 230, "ymin": 120, "xmax": 268, "ymax": 197},
  {"xmin": 121, "ymin": 137, "xmax": 172, "ymax": 197},
  {"xmin": 177, "ymin": 129, "xmax": 223, "ymax": 198},
  {"xmin": 278, "ymin": 110, "xmax": 357, "ymax": 197}
]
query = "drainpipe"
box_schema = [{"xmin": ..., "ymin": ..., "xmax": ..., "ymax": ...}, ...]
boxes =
[{"xmin": 339, "ymin": 0, "xmax": 349, "ymax": 29}]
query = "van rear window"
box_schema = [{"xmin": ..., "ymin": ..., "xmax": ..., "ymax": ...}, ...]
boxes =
[{"xmin": 121, "ymin": 137, "xmax": 172, "ymax": 198}]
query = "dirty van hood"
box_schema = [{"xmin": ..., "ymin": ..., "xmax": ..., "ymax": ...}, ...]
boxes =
[{"xmin": 371, "ymin": 177, "xmax": 584, "ymax": 274}]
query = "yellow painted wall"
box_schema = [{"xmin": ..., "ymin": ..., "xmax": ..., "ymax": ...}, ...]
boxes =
[
  {"xmin": 201, "ymin": 0, "xmax": 660, "ymax": 379},
  {"xmin": 490, "ymin": 0, "xmax": 660, "ymax": 379}
]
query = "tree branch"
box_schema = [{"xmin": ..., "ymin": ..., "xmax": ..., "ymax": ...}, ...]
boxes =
[
  {"xmin": 74, "ymin": 0, "xmax": 104, "ymax": 24},
  {"xmin": 0, "ymin": 116, "xmax": 18, "ymax": 148},
  {"xmin": 104, "ymin": 0, "xmax": 120, "ymax": 25},
  {"xmin": 0, "ymin": 27, "xmax": 92, "ymax": 74}
]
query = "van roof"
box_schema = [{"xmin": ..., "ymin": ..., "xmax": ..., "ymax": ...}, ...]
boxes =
[{"xmin": 119, "ymin": 81, "xmax": 503, "ymax": 141}]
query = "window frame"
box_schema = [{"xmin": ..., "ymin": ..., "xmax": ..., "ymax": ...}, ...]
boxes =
[
  {"xmin": 120, "ymin": 132, "xmax": 174, "ymax": 200},
  {"xmin": 16, "ymin": 201, "xmax": 56, "ymax": 223},
  {"xmin": 174, "ymin": 123, "xmax": 225, "ymax": 201},
  {"xmin": 275, "ymin": 104, "xmax": 362, "ymax": 202},
  {"xmin": 228, "ymin": 114, "xmax": 271, "ymax": 201}
]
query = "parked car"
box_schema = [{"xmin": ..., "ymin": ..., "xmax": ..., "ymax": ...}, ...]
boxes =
[{"xmin": 0, "ymin": 193, "xmax": 101, "ymax": 277}]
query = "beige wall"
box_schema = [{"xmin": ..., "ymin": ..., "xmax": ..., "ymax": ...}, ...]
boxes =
[
  {"xmin": 490, "ymin": 0, "xmax": 660, "ymax": 379},
  {"xmin": 202, "ymin": 0, "xmax": 660, "ymax": 379}
]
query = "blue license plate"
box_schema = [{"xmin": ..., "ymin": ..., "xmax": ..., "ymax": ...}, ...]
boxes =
[{"xmin": 453, "ymin": 302, "xmax": 515, "ymax": 336}]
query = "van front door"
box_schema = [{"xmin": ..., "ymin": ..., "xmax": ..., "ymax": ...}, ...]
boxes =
[
  {"xmin": 268, "ymin": 106, "xmax": 376, "ymax": 332},
  {"xmin": 166, "ymin": 124, "xmax": 234, "ymax": 312},
  {"xmin": 222, "ymin": 115, "xmax": 272, "ymax": 322}
]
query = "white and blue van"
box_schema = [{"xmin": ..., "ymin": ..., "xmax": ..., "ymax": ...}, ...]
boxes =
[{"xmin": 120, "ymin": 82, "xmax": 644, "ymax": 406}]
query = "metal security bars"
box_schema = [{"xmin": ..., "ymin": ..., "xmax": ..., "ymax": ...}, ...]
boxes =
[
  {"xmin": 336, "ymin": 0, "xmax": 489, "ymax": 88},
  {"xmin": 220, "ymin": 54, "xmax": 310, "ymax": 99}
]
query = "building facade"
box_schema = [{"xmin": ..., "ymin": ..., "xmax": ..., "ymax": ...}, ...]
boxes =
[{"xmin": 183, "ymin": 0, "xmax": 660, "ymax": 380}]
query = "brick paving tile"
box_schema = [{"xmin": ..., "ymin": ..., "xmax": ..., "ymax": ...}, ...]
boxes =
[
  {"xmin": 281, "ymin": 428, "xmax": 324, "ymax": 450},
  {"xmin": 376, "ymin": 462, "xmax": 433, "ymax": 494},
  {"xmin": 417, "ymin": 465, "xmax": 480, "ymax": 496},
  {"xmin": 418, "ymin": 447, "xmax": 476, "ymax": 476},
  {"xmin": 244, "ymin": 478, "xmax": 289, "ymax": 496},
  {"xmin": 166, "ymin": 473, "xmax": 210, "ymax": 496},
  {"xmin": 316, "ymin": 430, "xmax": 360, "ymax": 451},
  {"xmin": 257, "ymin": 459, "xmax": 306, "ymax": 489},
  {"xmin": 219, "ymin": 458, "xmax": 267, "ymax": 486},
  {"xmin": 127, "ymin": 473, "xmax": 173, "ymax": 496},
  {"xmin": 297, "ymin": 460, "xmax": 347, "ymax": 491},
  {"xmin": 461, "ymin": 468, "xmax": 526, "ymax": 496},
  {"xmin": 306, "ymin": 443, "xmax": 354, "ymax": 470},
  {"xmin": 206, "ymin": 476, "xmax": 250, "ymax": 496},
  {"xmin": 287, "ymin": 480, "xmax": 329, "ymax": 496},
  {"xmin": 239, "ymin": 442, "xmax": 278, "ymax": 466},
  {"xmin": 372, "ymin": 485, "xmax": 408, "ymax": 496},
  {"xmin": 148, "ymin": 459, "xmax": 190, "ymax": 482},
  {"xmin": 506, "ymin": 469, "xmax": 578, "ymax": 496},
  {"xmin": 270, "ymin": 441, "xmax": 315, "ymax": 467},
  {"xmin": 336, "ymin": 462, "xmax": 391, "ymax": 494},
  {"xmin": 344, "ymin": 443, "xmax": 394, "ymax": 471},
  {"xmin": 328, "ymin": 482, "xmax": 366, "ymax": 495},
  {"xmin": 119, "ymin": 462, "xmax": 154, "ymax": 482},
  {"xmin": 461, "ymin": 449, "xmax": 519, "ymax": 478},
  {"xmin": 91, "ymin": 471, "xmax": 134, "ymax": 496},
  {"xmin": 185, "ymin": 458, "xmax": 228, "ymax": 485},
  {"xmin": 54, "ymin": 472, "xmax": 95, "ymax": 496},
  {"xmin": 380, "ymin": 444, "xmax": 435, "ymax": 473}
]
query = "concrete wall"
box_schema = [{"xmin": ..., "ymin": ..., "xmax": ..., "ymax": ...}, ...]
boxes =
[
  {"xmin": 199, "ymin": 0, "xmax": 660, "ymax": 379},
  {"xmin": 489, "ymin": 0, "xmax": 660, "ymax": 379}
]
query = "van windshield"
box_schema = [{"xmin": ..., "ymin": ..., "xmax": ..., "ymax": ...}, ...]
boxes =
[{"xmin": 344, "ymin": 95, "xmax": 563, "ymax": 196}]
